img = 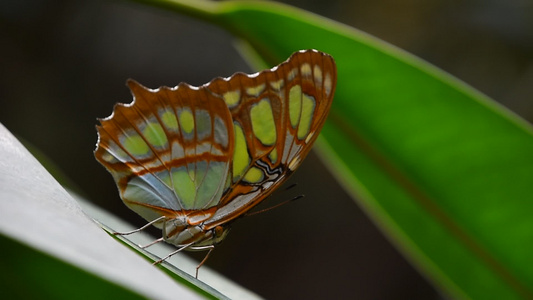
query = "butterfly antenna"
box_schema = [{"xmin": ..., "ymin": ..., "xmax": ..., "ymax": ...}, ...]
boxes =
[
  {"xmin": 284, "ymin": 183, "xmax": 298, "ymax": 191},
  {"xmin": 246, "ymin": 194, "xmax": 304, "ymax": 217}
]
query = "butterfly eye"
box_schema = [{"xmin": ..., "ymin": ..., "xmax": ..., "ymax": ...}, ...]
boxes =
[{"xmin": 214, "ymin": 225, "xmax": 225, "ymax": 238}]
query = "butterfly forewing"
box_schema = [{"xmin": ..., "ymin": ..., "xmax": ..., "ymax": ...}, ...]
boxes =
[
  {"xmin": 95, "ymin": 49, "xmax": 336, "ymax": 243},
  {"xmin": 199, "ymin": 50, "xmax": 337, "ymax": 227}
]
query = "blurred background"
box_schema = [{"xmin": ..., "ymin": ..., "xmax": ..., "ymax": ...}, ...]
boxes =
[{"xmin": 1, "ymin": 0, "xmax": 532, "ymax": 299}]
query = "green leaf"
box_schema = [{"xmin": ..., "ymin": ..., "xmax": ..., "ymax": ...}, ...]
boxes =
[
  {"xmin": 0, "ymin": 123, "xmax": 258, "ymax": 300},
  {"xmin": 129, "ymin": 0, "xmax": 533, "ymax": 299}
]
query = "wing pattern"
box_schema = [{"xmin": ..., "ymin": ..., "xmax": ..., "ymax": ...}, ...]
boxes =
[
  {"xmin": 203, "ymin": 50, "xmax": 336, "ymax": 227},
  {"xmin": 95, "ymin": 49, "xmax": 336, "ymax": 233},
  {"xmin": 95, "ymin": 80, "xmax": 235, "ymax": 225}
]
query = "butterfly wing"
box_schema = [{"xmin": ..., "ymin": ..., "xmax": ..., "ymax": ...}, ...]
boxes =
[
  {"xmin": 203, "ymin": 50, "xmax": 337, "ymax": 227},
  {"xmin": 95, "ymin": 80, "xmax": 235, "ymax": 226},
  {"xmin": 95, "ymin": 49, "xmax": 336, "ymax": 234}
]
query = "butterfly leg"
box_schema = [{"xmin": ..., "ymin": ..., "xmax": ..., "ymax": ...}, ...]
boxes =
[
  {"xmin": 113, "ymin": 216, "xmax": 166, "ymax": 236},
  {"xmin": 190, "ymin": 245, "xmax": 215, "ymax": 279},
  {"xmin": 140, "ymin": 237, "xmax": 164, "ymax": 249},
  {"xmin": 152, "ymin": 242, "xmax": 194, "ymax": 266}
]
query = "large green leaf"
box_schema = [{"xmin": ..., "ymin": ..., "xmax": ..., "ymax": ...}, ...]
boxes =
[{"xmin": 130, "ymin": 0, "xmax": 533, "ymax": 299}]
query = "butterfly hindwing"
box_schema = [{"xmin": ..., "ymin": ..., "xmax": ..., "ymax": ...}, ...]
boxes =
[{"xmin": 95, "ymin": 80, "xmax": 235, "ymax": 224}]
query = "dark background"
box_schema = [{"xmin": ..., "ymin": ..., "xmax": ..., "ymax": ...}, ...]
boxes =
[{"xmin": 1, "ymin": 0, "xmax": 532, "ymax": 299}]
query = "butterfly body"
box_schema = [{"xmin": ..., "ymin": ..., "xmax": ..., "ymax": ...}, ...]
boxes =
[{"xmin": 95, "ymin": 50, "xmax": 336, "ymax": 258}]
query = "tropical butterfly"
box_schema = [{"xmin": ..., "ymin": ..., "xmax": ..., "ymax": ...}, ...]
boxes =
[{"xmin": 94, "ymin": 49, "xmax": 337, "ymax": 277}]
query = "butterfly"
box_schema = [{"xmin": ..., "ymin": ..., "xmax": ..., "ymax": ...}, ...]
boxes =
[{"xmin": 94, "ymin": 49, "xmax": 336, "ymax": 277}]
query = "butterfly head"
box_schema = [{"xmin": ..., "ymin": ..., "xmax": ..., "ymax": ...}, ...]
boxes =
[{"xmin": 192, "ymin": 225, "xmax": 231, "ymax": 249}]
